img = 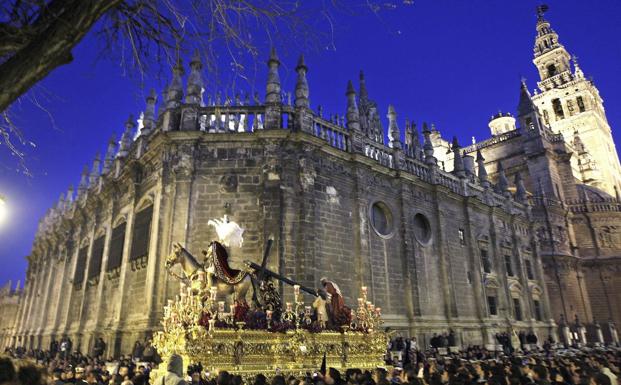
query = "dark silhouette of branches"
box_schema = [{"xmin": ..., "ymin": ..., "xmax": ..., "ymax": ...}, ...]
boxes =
[{"xmin": 0, "ymin": 0, "xmax": 410, "ymax": 174}]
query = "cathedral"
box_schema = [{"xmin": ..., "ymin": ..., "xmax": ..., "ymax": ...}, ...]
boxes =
[{"xmin": 1, "ymin": 7, "xmax": 620, "ymax": 355}]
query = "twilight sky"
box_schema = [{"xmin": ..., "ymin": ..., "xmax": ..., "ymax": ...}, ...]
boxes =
[{"xmin": 1, "ymin": 1, "xmax": 621, "ymax": 288}]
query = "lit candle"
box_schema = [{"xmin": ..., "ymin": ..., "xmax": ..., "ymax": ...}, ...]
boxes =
[
  {"xmin": 266, "ymin": 310, "xmax": 273, "ymax": 320},
  {"xmin": 218, "ymin": 301, "xmax": 225, "ymax": 313},
  {"xmin": 286, "ymin": 302, "xmax": 293, "ymax": 312},
  {"xmin": 210, "ymin": 287, "xmax": 218, "ymax": 300},
  {"xmin": 357, "ymin": 298, "xmax": 364, "ymax": 307},
  {"xmin": 375, "ymin": 307, "xmax": 381, "ymax": 315},
  {"xmin": 361, "ymin": 286, "xmax": 368, "ymax": 296},
  {"xmin": 294, "ymin": 285, "xmax": 300, "ymax": 297}
]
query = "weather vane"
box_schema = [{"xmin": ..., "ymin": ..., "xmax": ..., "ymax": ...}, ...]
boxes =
[{"xmin": 536, "ymin": 4, "xmax": 549, "ymax": 19}]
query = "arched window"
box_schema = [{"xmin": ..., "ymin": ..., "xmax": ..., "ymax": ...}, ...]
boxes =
[
  {"xmin": 552, "ymin": 98, "xmax": 564, "ymax": 119},
  {"xmin": 513, "ymin": 298, "xmax": 523, "ymax": 321},
  {"xmin": 87, "ymin": 235, "xmax": 105, "ymax": 281},
  {"xmin": 547, "ymin": 64, "xmax": 557, "ymax": 77},
  {"xmin": 107, "ymin": 222, "xmax": 126, "ymax": 271},
  {"xmin": 533, "ymin": 300, "xmax": 542, "ymax": 321},
  {"xmin": 130, "ymin": 205, "xmax": 153, "ymax": 261},
  {"xmin": 74, "ymin": 244, "xmax": 89, "ymax": 287}
]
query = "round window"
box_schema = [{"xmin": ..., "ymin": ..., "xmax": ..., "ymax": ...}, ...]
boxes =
[
  {"xmin": 370, "ymin": 202, "xmax": 393, "ymax": 237},
  {"xmin": 413, "ymin": 213, "xmax": 432, "ymax": 244}
]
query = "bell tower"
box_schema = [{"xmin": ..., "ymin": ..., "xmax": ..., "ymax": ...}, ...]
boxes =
[{"xmin": 530, "ymin": 5, "xmax": 621, "ymax": 196}]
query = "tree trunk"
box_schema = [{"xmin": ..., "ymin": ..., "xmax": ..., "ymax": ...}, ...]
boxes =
[{"xmin": 0, "ymin": 0, "xmax": 123, "ymax": 113}]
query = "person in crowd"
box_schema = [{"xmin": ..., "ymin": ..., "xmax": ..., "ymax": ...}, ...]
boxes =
[{"xmin": 74, "ymin": 368, "xmax": 87, "ymax": 385}]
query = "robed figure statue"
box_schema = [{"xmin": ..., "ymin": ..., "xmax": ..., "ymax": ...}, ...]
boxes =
[{"xmin": 320, "ymin": 277, "xmax": 352, "ymax": 327}]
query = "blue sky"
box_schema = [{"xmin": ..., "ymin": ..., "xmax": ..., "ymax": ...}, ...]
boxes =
[{"xmin": 1, "ymin": 1, "xmax": 621, "ymax": 287}]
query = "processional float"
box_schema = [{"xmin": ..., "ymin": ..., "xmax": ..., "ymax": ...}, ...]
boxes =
[{"xmin": 154, "ymin": 216, "xmax": 387, "ymax": 379}]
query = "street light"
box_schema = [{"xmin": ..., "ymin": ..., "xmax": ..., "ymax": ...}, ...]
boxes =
[{"xmin": 0, "ymin": 195, "xmax": 7, "ymax": 224}]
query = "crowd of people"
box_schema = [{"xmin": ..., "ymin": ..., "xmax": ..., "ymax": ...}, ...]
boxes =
[{"xmin": 2, "ymin": 339, "xmax": 620, "ymax": 385}]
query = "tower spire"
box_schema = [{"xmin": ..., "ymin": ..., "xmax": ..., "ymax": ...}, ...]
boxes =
[{"xmin": 532, "ymin": 5, "xmax": 572, "ymax": 86}]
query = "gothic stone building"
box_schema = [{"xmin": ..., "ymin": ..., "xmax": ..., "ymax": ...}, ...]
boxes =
[{"xmin": 5, "ymin": 8, "xmax": 620, "ymax": 356}]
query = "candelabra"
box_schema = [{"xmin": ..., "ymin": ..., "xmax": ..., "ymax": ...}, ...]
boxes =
[
  {"xmin": 351, "ymin": 286, "xmax": 382, "ymax": 332},
  {"xmin": 293, "ymin": 285, "xmax": 305, "ymax": 329}
]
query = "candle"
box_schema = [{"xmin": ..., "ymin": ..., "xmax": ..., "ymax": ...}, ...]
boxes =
[
  {"xmin": 218, "ymin": 301, "xmax": 225, "ymax": 313},
  {"xmin": 375, "ymin": 307, "xmax": 381, "ymax": 315},
  {"xmin": 187, "ymin": 287, "xmax": 192, "ymax": 296},
  {"xmin": 266, "ymin": 310, "xmax": 273, "ymax": 320},
  {"xmin": 361, "ymin": 286, "xmax": 368, "ymax": 295},
  {"xmin": 294, "ymin": 285, "xmax": 300, "ymax": 297},
  {"xmin": 231, "ymin": 303, "xmax": 237, "ymax": 315},
  {"xmin": 167, "ymin": 299, "xmax": 174, "ymax": 307},
  {"xmin": 210, "ymin": 287, "xmax": 218, "ymax": 300},
  {"xmin": 286, "ymin": 302, "xmax": 293, "ymax": 312},
  {"xmin": 208, "ymin": 319, "xmax": 216, "ymax": 331},
  {"xmin": 305, "ymin": 306, "xmax": 311, "ymax": 315},
  {"xmin": 175, "ymin": 295, "xmax": 180, "ymax": 302},
  {"xmin": 357, "ymin": 298, "xmax": 364, "ymax": 307},
  {"xmin": 198, "ymin": 271, "xmax": 206, "ymax": 281}
]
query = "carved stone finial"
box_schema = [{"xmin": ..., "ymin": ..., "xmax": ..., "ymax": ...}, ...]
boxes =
[
  {"xmin": 78, "ymin": 165, "xmax": 89, "ymax": 194},
  {"xmin": 294, "ymin": 54, "xmax": 310, "ymax": 109},
  {"xmin": 422, "ymin": 122, "xmax": 436, "ymax": 166},
  {"xmin": 359, "ymin": 70, "xmax": 369, "ymax": 104},
  {"xmin": 451, "ymin": 136, "xmax": 465, "ymax": 178},
  {"xmin": 345, "ymin": 80, "xmax": 361, "ymax": 132},
  {"xmin": 476, "ymin": 150, "xmax": 490, "ymax": 188},
  {"xmin": 142, "ymin": 88, "xmax": 158, "ymax": 135},
  {"xmin": 166, "ymin": 59, "xmax": 184, "ymax": 109},
  {"xmin": 496, "ymin": 161, "xmax": 511, "ymax": 198},
  {"xmin": 102, "ymin": 135, "xmax": 116, "ymax": 175},
  {"xmin": 265, "ymin": 47, "xmax": 281, "ymax": 105},
  {"xmin": 186, "ymin": 49, "xmax": 204, "ymax": 105},
  {"xmin": 89, "ymin": 153, "xmax": 101, "ymax": 186},
  {"xmin": 515, "ymin": 172, "xmax": 528, "ymax": 202},
  {"xmin": 118, "ymin": 115, "xmax": 135, "ymax": 158},
  {"xmin": 387, "ymin": 105, "xmax": 401, "ymax": 150}
]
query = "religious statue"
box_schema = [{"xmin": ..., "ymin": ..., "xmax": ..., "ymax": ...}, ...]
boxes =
[
  {"xmin": 320, "ymin": 277, "xmax": 352, "ymax": 327},
  {"xmin": 165, "ymin": 215, "xmax": 254, "ymax": 306}
]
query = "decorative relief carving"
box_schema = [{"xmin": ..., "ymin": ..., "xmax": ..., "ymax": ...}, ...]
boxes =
[
  {"xmin": 597, "ymin": 225, "xmax": 620, "ymax": 249},
  {"xmin": 219, "ymin": 174, "xmax": 238, "ymax": 193},
  {"xmin": 298, "ymin": 157, "xmax": 316, "ymax": 192}
]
